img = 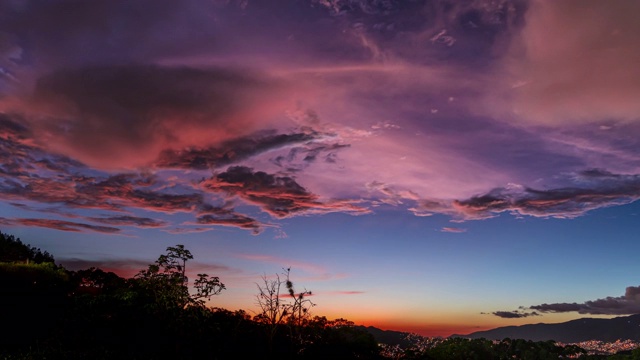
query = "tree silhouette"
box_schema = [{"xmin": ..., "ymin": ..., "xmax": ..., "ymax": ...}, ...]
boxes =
[
  {"xmin": 134, "ymin": 244, "xmax": 225, "ymax": 310},
  {"xmin": 255, "ymin": 267, "xmax": 315, "ymax": 356},
  {"xmin": 0, "ymin": 231, "xmax": 55, "ymax": 264}
]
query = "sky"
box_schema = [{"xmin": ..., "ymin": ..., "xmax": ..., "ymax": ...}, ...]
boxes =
[{"xmin": 1, "ymin": 0, "xmax": 640, "ymax": 337}]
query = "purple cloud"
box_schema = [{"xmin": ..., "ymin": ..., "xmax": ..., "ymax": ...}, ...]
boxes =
[
  {"xmin": 195, "ymin": 213, "xmax": 263, "ymax": 235},
  {"xmin": 87, "ymin": 215, "xmax": 168, "ymax": 228},
  {"xmin": 156, "ymin": 131, "xmax": 319, "ymax": 170},
  {"xmin": 441, "ymin": 227, "xmax": 467, "ymax": 233},
  {"xmin": 452, "ymin": 170, "xmax": 640, "ymax": 220},
  {"xmin": 0, "ymin": 217, "xmax": 120, "ymax": 234}
]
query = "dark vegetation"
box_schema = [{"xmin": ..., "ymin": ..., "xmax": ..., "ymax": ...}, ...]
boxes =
[{"xmin": 1, "ymin": 231, "xmax": 639, "ymax": 360}]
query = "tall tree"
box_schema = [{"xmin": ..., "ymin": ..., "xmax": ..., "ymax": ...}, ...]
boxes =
[{"xmin": 134, "ymin": 245, "xmax": 225, "ymax": 309}]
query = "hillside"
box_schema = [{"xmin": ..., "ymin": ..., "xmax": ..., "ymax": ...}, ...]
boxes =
[{"xmin": 455, "ymin": 314, "xmax": 640, "ymax": 343}]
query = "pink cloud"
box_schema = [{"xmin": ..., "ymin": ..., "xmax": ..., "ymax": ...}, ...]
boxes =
[
  {"xmin": 502, "ymin": 0, "xmax": 640, "ymax": 124},
  {"xmin": 8, "ymin": 64, "xmax": 290, "ymax": 170},
  {"xmin": 324, "ymin": 290, "xmax": 366, "ymax": 296},
  {"xmin": 441, "ymin": 227, "xmax": 467, "ymax": 233},
  {"xmin": 1, "ymin": 217, "xmax": 120, "ymax": 234}
]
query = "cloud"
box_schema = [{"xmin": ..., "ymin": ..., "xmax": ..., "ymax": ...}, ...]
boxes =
[
  {"xmin": 0, "ymin": 217, "xmax": 120, "ymax": 233},
  {"xmin": 23, "ymin": 64, "xmax": 282, "ymax": 169},
  {"xmin": 502, "ymin": 0, "xmax": 640, "ymax": 124},
  {"xmin": 2, "ymin": 0, "xmax": 227, "ymax": 68},
  {"xmin": 0, "ymin": 125, "xmax": 270, "ymax": 233},
  {"xmin": 202, "ymin": 166, "xmax": 369, "ymax": 218},
  {"xmin": 312, "ymin": 0, "xmax": 525, "ymax": 66},
  {"xmin": 156, "ymin": 131, "xmax": 319, "ymax": 170},
  {"xmin": 491, "ymin": 310, "xmax": 540, "ymax": 319},
  {"xmin": 2, "ymin": 0, "xmax": 640, "ymax": 243},
  {"xmin": 409, "ymin": 199, "xmax": 455, "ymax": 217},
  {"xmin": 0, "ymin": 114, "xmax": 366, "ymax": 234},
  {"xmin": 452, "ymin": 169, "xmax": 640, "ymax": 220},
  {"xmin": 441, "ymin": 227, "xmax": 466, "ymax": 233},
  {"xmin": 161, "ymin": 227, "xmax": 213, "ymax": 235},
  {"xmin": 269, "ymin": 140, "xmax": 351, "ymax": 173},
  {"xmin": 195, "ymin": 213, "xmax": 263, "ymax": 235},
  {"xmin": 530, "ymin": 286, "xmax": 640, "ymax": 315},
  {"xmin": 530, "ymin": 303, "xmax": 582, "ymax": 313},
  {"xmin": 0, "ymin": 114, "xmax": 31, "ymax": 139},
  {"xmin": 326, "ymin": 290, "xmax": 365, "ymax": 296},
  {"xmin": 87, "ymin": 215, "xmax": 168, "ymax": 228},
  {"xmin": 366, "ymin": 180, "xmax": 420, "ymax": 206},
  {"xmin": 1, "ymin": 169, "xmax": 206, "ymax": 214}
]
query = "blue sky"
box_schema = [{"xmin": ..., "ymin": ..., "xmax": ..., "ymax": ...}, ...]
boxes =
[{"xmin": 1, "ymin": 0, "xmax": 640, "ymax": 336}]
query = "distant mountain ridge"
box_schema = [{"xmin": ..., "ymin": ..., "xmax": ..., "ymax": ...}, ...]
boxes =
[
  {"xmin": 356, "ymin": 326, "xmax": 413, "ymax": 348},
  {"xmin": 454, "ymin": 314, "xmax": 640, "ymax": 343}
]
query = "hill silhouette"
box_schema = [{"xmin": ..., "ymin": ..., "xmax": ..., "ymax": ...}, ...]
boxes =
[{"xmin": 454, "ymin": 314, "xmax": 640, "ymax": 342}]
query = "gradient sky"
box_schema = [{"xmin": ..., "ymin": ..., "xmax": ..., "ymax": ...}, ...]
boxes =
[{"xmin": 2, "ymin": 0, "xmax": 640, "ymax": 337}]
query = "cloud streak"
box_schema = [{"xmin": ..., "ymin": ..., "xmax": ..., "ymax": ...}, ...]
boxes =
[
  {"xmin": 0, "ymin": 217, "xmax": 120, "ymax": 234},
  {"xmin": 441, "ymin": 227, "xmax": 467, "ymax": 233},
  {"xmin": 87, "ymin": 216, "xmax": 168, "ymax": 228}
]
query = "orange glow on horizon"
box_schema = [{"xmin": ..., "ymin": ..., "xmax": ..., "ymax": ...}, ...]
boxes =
[{"xmin": 358, "ymin": 319, "xmax": 495, "ymax": 338}]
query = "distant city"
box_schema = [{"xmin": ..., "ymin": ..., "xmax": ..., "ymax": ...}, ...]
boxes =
[{"xmin": 556, "ymin": 340, "xmax": 639, "ymax": 357}]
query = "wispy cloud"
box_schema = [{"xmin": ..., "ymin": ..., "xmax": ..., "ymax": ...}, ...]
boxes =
[
  {"xmin": 87, "ymin": 215, "xmax": 168, "ymax": 228},
  {"xmin": 323, "ymin": 290, "xmax": 365, "ymax": 296},
  {"xmin": 0, "ymin": 217, "xmax": 120, "ymax": 234},
  {"xmin": 194, "ymin": 213, "xmax": 263, "ymax": 234},
  {"xmin": 441, "ymin": 227, "xmax": 467, "ymax": 233}
]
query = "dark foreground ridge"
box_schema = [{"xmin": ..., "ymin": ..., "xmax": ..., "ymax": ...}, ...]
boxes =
[
  {"xmin": 454, "ymin": 314, "xmax": 640, "ymax": 342},
  {"xmin": 2, "ymin": 230, "xmax": 639, "ymax": 359}
]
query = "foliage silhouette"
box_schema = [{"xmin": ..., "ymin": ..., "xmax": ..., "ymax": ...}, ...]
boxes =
[
  {"xmin": 3, "ymin": 232, "xmax": 635, "ymax": 359},
  {"xmin": 0, "ymin": 231, "xmax": 55, "ymax": 264},
  {"xmin": 254, "ymin": 267, "xmax": 316, "ymax": 356},
  {"xmin": 133, "ymin": 244, "xmax": 225, "ymax": 311}
]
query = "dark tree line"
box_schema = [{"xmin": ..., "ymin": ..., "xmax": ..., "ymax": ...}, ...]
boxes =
[
  {"xmin": 0, "ymin": 231, "xmax": 381, "ymax": 359},
  {"xmin": 0, "ymin": 231, "xmax": 55, "ymax": 264},
  {"xmin": 2, "ymin": 231, "xmax": 639, "ymax": 360}
]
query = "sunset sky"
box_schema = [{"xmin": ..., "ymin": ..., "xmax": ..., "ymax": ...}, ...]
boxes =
[{"xmin": 2, "ymin": 0, "xmax": 640, "ymax": 336}]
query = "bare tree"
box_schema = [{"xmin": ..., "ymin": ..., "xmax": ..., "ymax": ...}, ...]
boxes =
[
  {"xmin": 254, "ymin": 268, "xmax": 315, "ymax": 354},
  {"xmin": 285, "ymin": 271, "xmax": 314, "ymax": 328}
]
